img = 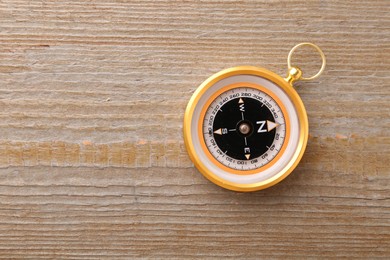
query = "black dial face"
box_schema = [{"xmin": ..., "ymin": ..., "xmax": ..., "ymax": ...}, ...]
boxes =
[
  {"xmin": 213, "ymin": 97, "xmax": 275, "ymax": 160},
  {"xmin": 203, "ymin": 86, "xmax": 287, "ymax": 171}
]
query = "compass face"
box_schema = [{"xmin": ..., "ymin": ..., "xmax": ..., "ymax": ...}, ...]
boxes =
[
  {"xmin": 183, "ymin": 66, "xmax": 308, "ymax": 192},
  {"xmin": 203, "ymin": 86, "xmax": 287, "ymax": 171}
]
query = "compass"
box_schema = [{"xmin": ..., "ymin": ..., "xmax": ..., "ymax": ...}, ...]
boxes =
[{"xmin": 183, "ymin": 43, "xmax": 326, "ymax": 192}]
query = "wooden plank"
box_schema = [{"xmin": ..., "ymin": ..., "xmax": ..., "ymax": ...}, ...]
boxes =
[{"xmin": 0, "ymin": 0, "xmax": 389, "ymax": 258}]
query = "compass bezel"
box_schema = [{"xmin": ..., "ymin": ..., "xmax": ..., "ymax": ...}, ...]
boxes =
[{"xmin": 183, "ymin": 66, "xmax": 308, "ymax": 192}]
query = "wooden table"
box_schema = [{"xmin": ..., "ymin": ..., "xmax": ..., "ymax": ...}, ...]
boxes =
[{"xmin": 0, "ymin": 0, "xmax": 389, "ymax": 258}]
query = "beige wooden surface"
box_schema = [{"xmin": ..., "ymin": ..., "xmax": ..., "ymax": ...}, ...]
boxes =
[{"xmin": 0, "ymin": 0, "xmax": 389, "ymax": 258}]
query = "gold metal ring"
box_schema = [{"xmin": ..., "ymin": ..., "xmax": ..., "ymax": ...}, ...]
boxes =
[{"xmin": 287, "ymin": 42, "xmax": 326, "ymax": 81}]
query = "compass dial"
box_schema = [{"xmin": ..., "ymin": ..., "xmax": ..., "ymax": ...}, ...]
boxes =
[{"xmin": 203, "ymin": 87, "xmax": 287, "ymax": 171}]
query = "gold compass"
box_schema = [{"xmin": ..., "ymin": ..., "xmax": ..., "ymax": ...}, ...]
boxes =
[{"xmin": 184, "ymin": 43, "xmax": 326, "ymax": 192}]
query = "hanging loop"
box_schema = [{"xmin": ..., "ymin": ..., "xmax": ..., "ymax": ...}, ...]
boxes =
[{"xmin": 286, "ymin": 42, "xmax": 326, "ymax": 82}]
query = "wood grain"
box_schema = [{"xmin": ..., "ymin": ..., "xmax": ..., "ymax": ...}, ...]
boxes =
[{"xmin": 0, "ymin": 0, "xmax": 389, "ymax": 258}]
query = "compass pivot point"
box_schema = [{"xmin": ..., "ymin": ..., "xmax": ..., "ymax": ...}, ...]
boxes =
[{"xmin": 238, "ymin": 122, "xmax": 251, "ymax": 135}]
